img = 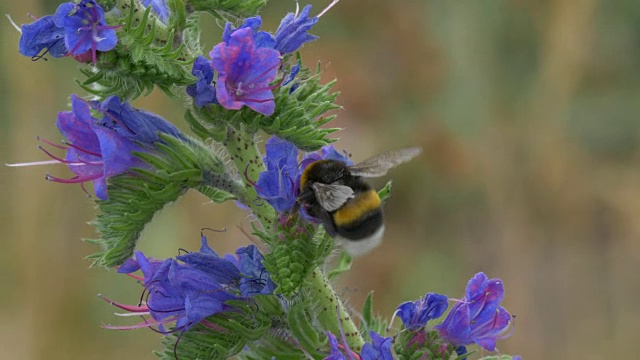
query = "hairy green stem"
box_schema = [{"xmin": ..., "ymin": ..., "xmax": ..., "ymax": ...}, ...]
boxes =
[
  {"xmin": 307, "ymin": 267, "xmax": 365, "ymax": 351},
  {"xmin": 224, "ymin": 124, "xmax": 276, "ymax": 231}
]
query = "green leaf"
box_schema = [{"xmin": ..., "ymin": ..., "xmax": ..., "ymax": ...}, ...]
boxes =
[
  {"xmin": 327, "ymin": 251, "xmax": 352, "ymax": 280},
  {"xmin": 196, "ymin": 186, "xmax": 236, "ymax": 203},
  {"xmin": 287, "ymin": 302, "xmax": 325, "ymax": 357},
  {"xmin": 378, "ymin": 180, "xmax": 393, "ymax": 202},
  {"xmin": 187, "ymin": 0, "xmax": 267, "ymax": 20},
  {"xmin": 362, "ymin": 291, "xmax": 374, "ymax": 329}
]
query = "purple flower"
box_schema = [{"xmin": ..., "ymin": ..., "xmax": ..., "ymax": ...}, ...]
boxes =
[
  {"xmin": 396, "ymin": 292, "xmax": 449, "ymax": 330},
  {"xmin": 255, "ymin": 136, "xmax": 301, "ymax": 212},
  {"xmin": 186, "ymin": 56, "xmax": 218, "ymax": 107},
  {"xmin": 103, "ymin": 236, "xmax": 275, "ymax": 332},
  {"xmin": 274, "ymin": 4, "xmax": 319, "ymax": 54},
  {"xmin": 324, "ymin": 332, "xmax": 347, "ymax": 360},
  {"xmin": 18, "ymin": 15, "xmax": 68, "ymax": 59},
  {"xmin": 434, "ymin": 272, "xmax": 513, "ymax": 352},
  {"xmin": 106, "ymin": 252, "xmax": 237, "ymax": 332},
  {"xmin": 39, "ymin": 95, "xmax": 184, "ymax": 200},
  {"xmin": 361, "ymin": 331, "xmax": 393, "ymax": 360},
  {"xmin": 211, "ymin": 27, "xmax": 281, "ymax": 115},
  {"xmin": 142, "ymin": 0, "xmax": 170, "ymax": 23},
  {"xmin": 53, "ymin": 0, "xmax": 118, "ymax": 63}
]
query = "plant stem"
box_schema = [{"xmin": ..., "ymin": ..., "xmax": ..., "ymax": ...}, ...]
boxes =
[
  {"xmin": 224, "ymin": 124, "xmax": 276, "ymax": 231},
  {"xmin": 307, "ymin": 267, "xmax": 365, "ymax": 352}
]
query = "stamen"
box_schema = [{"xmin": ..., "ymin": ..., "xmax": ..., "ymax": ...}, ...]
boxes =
[
  {"xmin": 45, "ymin": 172, "xmax": 102, "ymax": 184},
  {"xmin": 38, "ymin": 136, "xmax": 67, "ymax": 150},
  {"xmin": 102, "ymin": 315, "xmax": 180, "ymax": 330},
  {"xmin": 6, "ymin": 160, "xmax": 63, "ymax": 167},
  {"xmin": 317, "ymin": 0, "xmax": 340, "ymax": 18},
  {"xmin": 80, "ymin": 182, "xmax": 92, "ymax": 198},
  {"xmin": 125, "ymin": 273, "xmax": 144, "ymax": 282},
  {"xmin": 114, "ymin": 311, "xmax": 151, "ymax": 317},
  {"xmin": 62, "ymin": 140, "xmax": 102, "ymax": 157},
  {"xmin": 294, "ymin": 0, "xmax": 300, "ymax": 17},
  {"xmin": 98, "ymin": 294, "xmax": 149, "ymax": 312},
  {"xmin": 38, "ymin": 146, "xmax": 102, "ymax": 166},
  {"xmin": 386, "ymin": 309, "xmax": 400, "ymax": 332},
  {"xmin": 5, "ymin": 14, "xmax": 22, "ymax": 33}
]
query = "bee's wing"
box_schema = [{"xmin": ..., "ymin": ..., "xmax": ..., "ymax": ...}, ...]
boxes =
[
  {"xmin": 311, "ymin": 182, "xmax": 355, "ymax": 212},
  {"xmin": 348, "ymin": 147, "xmax": 422, "ymax": 178}
]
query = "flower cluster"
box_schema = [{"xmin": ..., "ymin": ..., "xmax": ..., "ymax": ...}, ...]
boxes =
[
  {"xmin": 23, "ymin": 95, "xmax": 185, "ymax": 200},
  {"xmin": 101, "ymin": 234, "xmax": 275, "ymax": 332},
  {"xmin": 392, "ymin": 272, "xmax": 514, "ymax": 357},
  {"xmin": 10, "ymin": 0, "xmax": 521, "ymax": 358},
  {"xmin": 254, "ymin": 136, "xmax": 351, "ymax": 214},
  {"xmin": 187, "ymin": 4, "xmax": 334, "ymax": 115},
  {"xmin": 434, "ymin": 272, "xmax": 514, "ymax": 353},
  {"xmin": 18, "ymin": 0, "xmax": 118, "ymax": 63}
]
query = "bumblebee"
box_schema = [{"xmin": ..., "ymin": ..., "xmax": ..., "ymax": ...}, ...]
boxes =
[{"xmin": 297, "ymin": 147, "xmax": 422, "ymax": 256}]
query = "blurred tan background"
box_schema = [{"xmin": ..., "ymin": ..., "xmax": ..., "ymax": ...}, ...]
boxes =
[{"xmin": 2, "ymin": 0, "xmax": 639, "ymax": 359}]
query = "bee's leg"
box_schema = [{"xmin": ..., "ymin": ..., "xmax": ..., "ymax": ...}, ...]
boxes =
[{"xmin": 316, "ymin": 210, "xmax": 338, "ymax": 236}]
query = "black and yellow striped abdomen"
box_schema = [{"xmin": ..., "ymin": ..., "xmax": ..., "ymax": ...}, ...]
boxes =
[{"xmin": 333, "ymin": 189, "xmax": 383, "ymax": 240}]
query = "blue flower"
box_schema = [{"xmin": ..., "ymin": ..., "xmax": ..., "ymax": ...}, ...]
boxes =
[
  {"xmin": 142, "ymin": 0, "xmax": 170, "ymax": 23},
  {"xmin": 53, "ymin": 0, "xmax": 118, "ymax": 63},
  {"xmin": 299, "ymin": 144, "xmax": 353, "ymax": 172},
  {"xmin": 222, "ymin": 4, "xmax": 322, "ymax": 55},
  {"xmin": 210, "ymin": 27, "xmax": 280, "ymax": 116},
  {"xmin": 361, "ymin": 331, "xmax": 393, "ymax": 360},
  {"xmin": 434, "ymin": 272, "xmax": 513, "ymax": 352},
  {"xmin": 18, "ymin": 15, "xmax": 68, "ymax": 59},
  {"xmin": 105, "ymin": 236, "xmax": 275, "ymax": 332},
  {"xmin": 42, "ymin": 95, "xmax": 184, "ymax": 200},
  {"xmin": 112, "ymin": 251, "xmax": 238, "ymax": 331},
  {"xmin": 283, "ymin": 59, "xmax": 302, "ymax": 93},
  {"xmin": 274, "ymin": 4, "xmax": 319, "ymax": 54},
  {"xmin": 222, "ymin": 16, "xmax": 275, "ymax": 50},
  {"xmin": 91, "ymin": 95, "xmax": 186, "ymax": 144},
  {"xmin": 186, "ymin": 56, "xmax": 218, "ymax": 107},
  {"xmin": 396, "ymin": 292, "xmax": 448, "ymax": 330},
  {"xmin": 235, "ymin": 245, "xmax": 277, "ymax": 296},
  {"xmin": 255, "ymin": 136, "xmax": 301, "ymax": 212}
]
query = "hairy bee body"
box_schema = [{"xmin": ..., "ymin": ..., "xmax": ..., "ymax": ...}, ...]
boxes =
[
  {"xmin": 299, "ymin": 160, "xmax": 385, "ymax": 255},
  {"xmin": 296, "ymin": 147, "xmax": 421, "ymax": 256}
]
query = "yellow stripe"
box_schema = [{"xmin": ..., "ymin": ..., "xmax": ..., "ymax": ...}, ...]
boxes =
[
  {"xmin": 300, "ymin": 160, "xmax": 326, "ymax": 188},
  {"xmin": 333, "ymin": 190, "xmax": 381, "ymax": 226}
]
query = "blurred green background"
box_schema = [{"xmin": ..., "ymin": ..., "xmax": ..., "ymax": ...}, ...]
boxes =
[{"xmin": 2, "ymin": 0, "xmax": 639, "ymax": 359}]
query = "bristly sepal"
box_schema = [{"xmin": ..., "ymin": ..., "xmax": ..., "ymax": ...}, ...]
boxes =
[
  {"xmin": 188, "ymin": 63, "xmax": 342, "ymax": 151},
  {"xmin": 186, "ymin": 0, "xmax": 267, "ymax": 21},
  {"xmin": 155, "ymin": 295, "xmax": 284, "ymax": 360},
  {"xmin": 80, "ymin": 0, "xmax": 196, "ymax": 100},
  {"xmin": 87, "ymin": 134, "xmax": 243, "ymax": 267},
  {"xmin": 261, "ymin": 225, "xmax": 332, "ymax": 296}
]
